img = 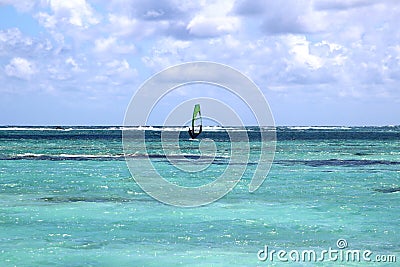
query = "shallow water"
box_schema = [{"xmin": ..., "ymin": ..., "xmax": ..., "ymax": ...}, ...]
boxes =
[{"xmin": 0, "ymin": 126, "xmax": 399, "ymax": 266}]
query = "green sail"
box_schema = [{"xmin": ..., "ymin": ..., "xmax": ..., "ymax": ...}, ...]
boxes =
[{"xmin": 189, "ymin": 104, "xmax": 202, "ymax": 138}]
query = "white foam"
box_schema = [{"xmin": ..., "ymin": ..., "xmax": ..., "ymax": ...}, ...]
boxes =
[
  {"xmin": 286, "ymin": 126, "xmax": 352, "ymax": 130},
  {"xmin": 0, "ymin": 127, "xmax": 123, "ymax": 131},
  {"xmin": 0, "ymin": 127, "xmax": 55, "ymax": 131},
  {"xmin": 0, "ymin": 126, "xmax": 262, "ymax": 132}
]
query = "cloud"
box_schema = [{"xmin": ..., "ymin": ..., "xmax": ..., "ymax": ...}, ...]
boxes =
[
  {"xmin": 314, "ymin": 0, "xmax": 376, "ymax": 11},
  {"xmin": 94, "ymin": 36, "xmax": 135, "ymax": 54},
  {"xmin": 35, "ymin": 12, "xmax": 58, "ymax": 29},
  {"xmin": 103, "ymin": 0, "xmax": 194, "ymax": 40},
  {"xmin": 65, "ymin": 57, "xmax": 81, "ymax": 72},
  {"xmin": 107, "ymin": 0, "xmax": 188, "ymax": 21},
  {"xmin": 45, "ymin": 0, "xmax": 99, "ymax": 28},
  {"xmin": 94, "ymin": 37, "xmax": 116, "ymax": 53},
  {"xmin": 33, "ymin": 0, "xmax": 103, "ymax": 56},
  {"xmin": 233, "ymin": 0, "xmax": 327, "ymax": 34},
  {"xmin": 107, "ymin": 14, "xmax": 141, "ymax": 37},
  {"xmin": 287, "ymin": 35, "xmax": 323, "ymax": 69},
  {"xmin": 0, "ymin": 0, "xmax": 37, "ymax": 12},
  {"xmin": 5, "ymin": 57, "xmax": 36, "ymax": 80},
  {"xmin": 91, "ymin": 59, "xmax": 138, "ymax": 87},
  {"xmin": 1, "ymin": 0, "xmax": 400, "ymax": 124},
  {"xmin": 105, "ymin": 59, "xmax": 130, "ymax": 74},
  {"xmin": 142, "ymin": 38, "xmax": 192, "ymax": 69},
  {"xmin": 187, "ymin": 16, "xmax": 240, "ymax": 37},
  {"xmin": 105, "ymin": 0, "xmax": 242, "ymax": 39},
  {"xmin": 233, "ymin": 0, "xmax": 265, "ymax": 15},
  {"xmin": 185, "ymin": 0, "xmax": 241, "ymax": 38},
  {"xmin": 0, "ymin": 28, "xmax": 34, "ymax": 56}
]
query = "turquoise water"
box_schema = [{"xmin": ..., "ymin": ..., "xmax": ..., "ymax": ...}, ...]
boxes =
[{"xmin": 0, "ymin": 126, "xmax": 399, "ymax": 266}]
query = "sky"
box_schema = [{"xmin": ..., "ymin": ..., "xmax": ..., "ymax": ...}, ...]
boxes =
[{"xmin": 0, "ymin": 0, "xmax": 399, "ymax": 126}]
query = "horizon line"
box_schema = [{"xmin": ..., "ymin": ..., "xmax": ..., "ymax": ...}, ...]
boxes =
[{"xmin": 1, "ymin": 124, "xmax": 399, "ymax": 127}]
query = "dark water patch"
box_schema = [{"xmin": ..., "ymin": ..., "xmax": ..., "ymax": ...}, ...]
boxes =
[
  {"xmin": 277, "ymin": 159, "xmax": 400, "ymax": 167},
  {"xmin": 39, "ymin": 196, "xmax": 151, "ymax": 203},
  {"xmin": 1, "ymin": 153, "xmax": 227, "ymax": 162},
  {"xmin": 183, "ymin": 155, "xmax": 201, "ymax": 160},
  {"xmin": 373, "ymin": 187, "xmax": 400, "ymax": 193},
  {"xmin": 354, "ymin": 152, "xmax": 372, "ymax": 156},
  {"xmin": 1, "ymin": 154, "xmax": 126, "ymax": 161},
  {"xmin": 211, "ymin": 161, "xmax": 257, "ymax": 166}
]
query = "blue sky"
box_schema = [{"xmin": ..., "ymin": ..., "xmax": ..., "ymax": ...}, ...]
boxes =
[{"xmin": 0, "ymin": 0, "xmax": 399, "ymax": 126}]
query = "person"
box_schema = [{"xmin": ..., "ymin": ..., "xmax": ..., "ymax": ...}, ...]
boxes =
[{"xmin": 188, "ymin": 125, "xmax": 202, "ymax": 139}]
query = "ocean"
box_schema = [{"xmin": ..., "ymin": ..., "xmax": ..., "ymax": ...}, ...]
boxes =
[{"xmin": 0, "ymin": 126, "xmax": 399, "ymax": 266}]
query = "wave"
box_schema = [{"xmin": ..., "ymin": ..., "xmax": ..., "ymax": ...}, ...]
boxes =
[
  {"xmin": 0, "ymin": 126, "xmax": 253, "ymax": 132},
  {"xmin": 285, "ymin": 126, "xmax": 352, "ymax": 130},
  {"xmin": 277, "ymin": 159, "xmax": 400, "ymax": 167},
  {"xmin": 123, "ymin": 126, "xmax": 242, "ymax": 132},
  {"xmin": 1, "ymin": 126, "xmax": 398, "ymax": 132},
  {"xmin": 1, "ymin": 153, "xmax": 228, "ymax": 161},
  {"xmin": 0, "ymin": 126, "xmax": 123, "ymax": 131}
]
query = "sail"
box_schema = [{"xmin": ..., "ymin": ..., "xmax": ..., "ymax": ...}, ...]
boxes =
[{"xmin": 188, "ymin": 104, "xmax": 202, "ymax": 139}]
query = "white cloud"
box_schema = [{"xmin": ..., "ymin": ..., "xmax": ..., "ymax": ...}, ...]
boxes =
[
  {"xmin": 108, "ymin": 14, "xmax": 156, "ymax": 39},
  {"xmin": 108, "ymin": 14, "xmax": 141, "ymax": 36},
  {"xmin": 105, "ymin": 59, "xmax": 130, "ymax": 73},
  {"xmin": 0, "ymin": 28, "xmax": 33, "ymax": 54},
  {"xmin": 92, "ymin": 59, "xmax": 138, "ymax": 86},
  {"xmin": 65, "ymin": 57, "xmax": 80, "ymax": 71},
  {"xmin": 94, "ymin": 37, "xmax": 117, "ymax": 53},
  {"xmin": 46, "ymin": 0, "xmax": 99, "ymax": 28},
  {"xmin": 314, "ymin": 0, "xmax": 377, "ymax": 11},
  {"xmin": 106, "ymin": 13, "xmax": 170, "ymax": 39},
  {"xmin": 35, "ymin": 12, "xmax": 57, "ymax": 29},
  {"xmin": 35, "ymin": 0, "xmax": 100, "ymax": 34},
  {"xmin": 1, "ymin": 0, "xmax": 400, "ymax": 124},
  {"xmin": 94, "ymin": 36, "xmax": 136, "ymax": 55},
  {"xmin": 142, "ymin": 38, "xmax": 192, "ymax": 69},
  {"xmin": 187, "ymin": 16, "xmax": 240, "ymax": 37},
  {"xmin": 5, "ymin": 57, "xmax": 36, "ymax": 80},
  {"xmin": 186, "ymin": 0, "xmax": 241, "ymax": 38},
  {"xmin": 234, "ymin": 0, "xmax": 327, "ymax": 34},
  {"xmin": 0, "ymin": 0, "xmax": 37, "ymax": 12},
  {"xmin": 144, "ymin": 9, "xmax": 164, "ymax": 19},
  {"xmin": 286, "ymin": 35, "xmax": 323, "ymax": 70}
]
